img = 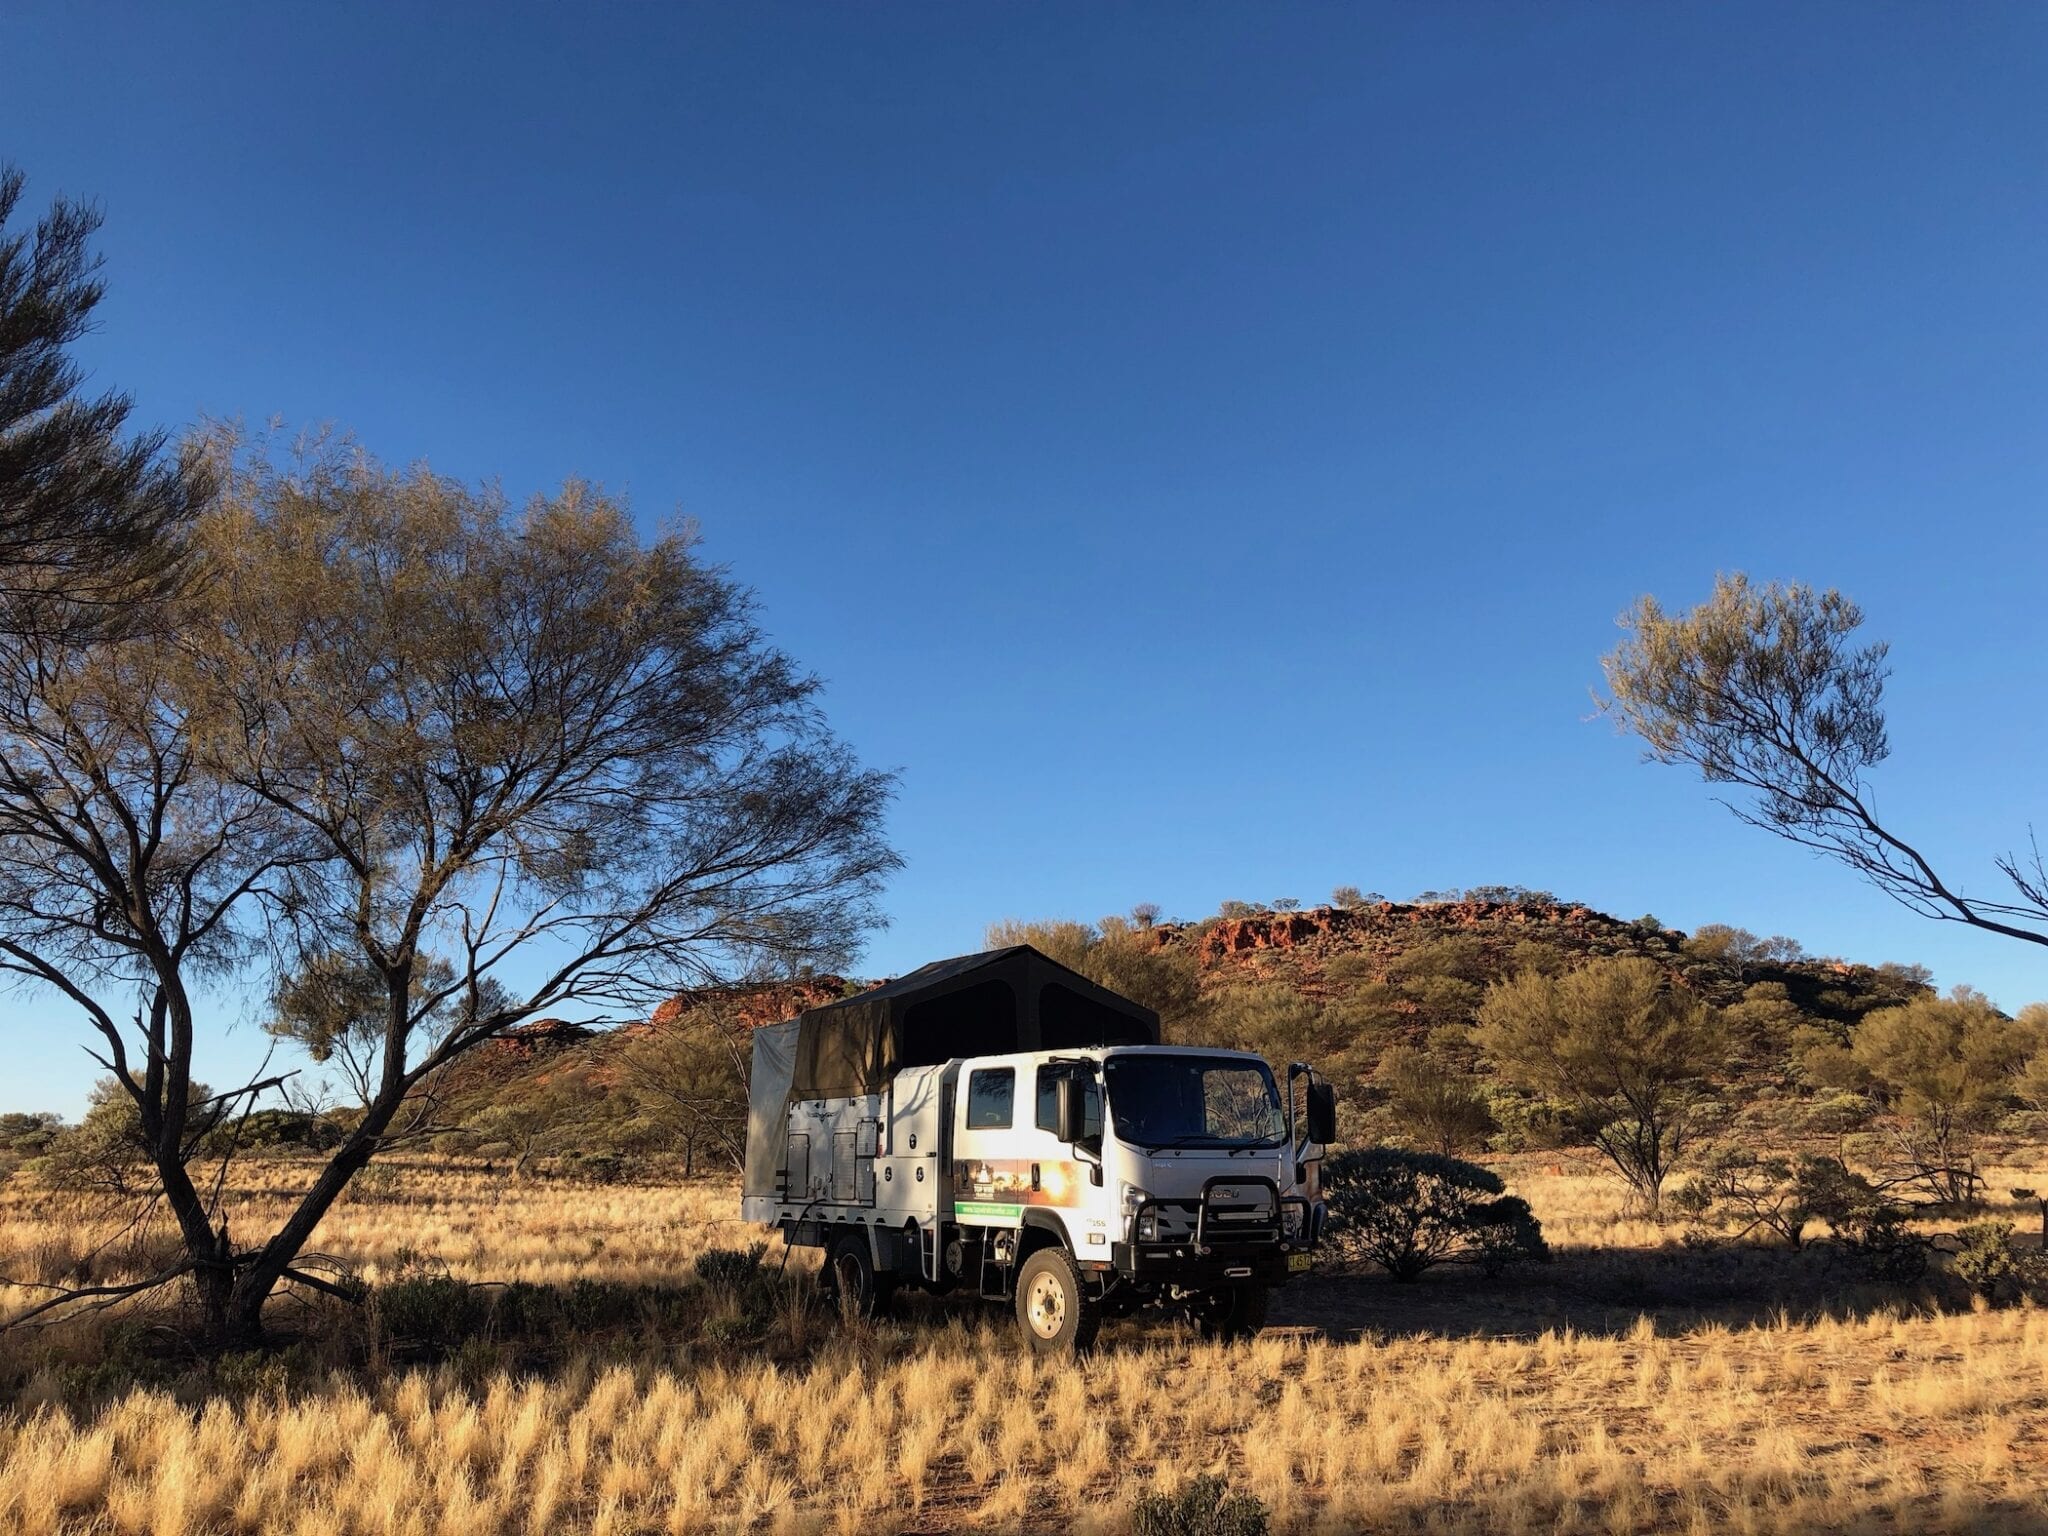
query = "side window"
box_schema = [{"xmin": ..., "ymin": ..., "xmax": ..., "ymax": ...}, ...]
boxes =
[
  {"xmin": 1034, "ymin": 1067, "xmax": 1103, "ymax": 1139},
  {"xmin": 966, "ymin": 1068, "xmax": 1015, "ymax": 1129}
]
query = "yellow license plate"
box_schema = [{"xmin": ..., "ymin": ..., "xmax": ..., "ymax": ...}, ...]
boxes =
[{"xmin": 1287, "ymin": 1251, "xmax": 1313, "ymax": 1273}]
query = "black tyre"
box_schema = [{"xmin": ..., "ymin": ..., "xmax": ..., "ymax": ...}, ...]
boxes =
[
  {"xmin": 1015, "ymin": 1247, "xmax": 1099, "ymax": 1356},
  {"xmin": 1193, "ymin": 1283, "xmax": 1270, "ymax": 1342},
  {"xmin": 823, "ymin": 1232, "xmax": 884, "ymax": 1318}
]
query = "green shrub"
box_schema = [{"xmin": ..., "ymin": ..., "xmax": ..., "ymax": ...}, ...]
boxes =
[
  {"xmin": 695, "ymin": 1242, "xmax": 770, "ymax": 1289},
  {"xmin": 562, "ymin": 1150, "xmax": 628, "ymax": 1184},
  {"xmin": 1130, "ymin": 1475, "xmax": 1270, "ymax": 1536},
  {"xmin": 1791, "ymin": 1158, "xmax": 1931, "ymax": 1281},
  {"xmin": 1951, "ymin": 1221, "xmax": 2026, "ymax": 1303},
  {"xmin": 1672, "ymin": 1147, "xmax": 1850, "ymax": 1248},
  {"xmin": 372, "ymin": 1276, "xmax": 490, "ymax": 1352},
  {"xmin": 1322, "ymin": 1148, "xmax": 1548, "ymax": 1281}
]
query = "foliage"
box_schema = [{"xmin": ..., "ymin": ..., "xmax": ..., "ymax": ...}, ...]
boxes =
[
  {"xmin": 1602, "ymin": 572, "xmax": 2048, "ymax": 950},
  {"xmin": 1847, "ymin": 988, "xmax": 2041, "ymax": 1205},
  {"xmin": 1476, "ymin": 957, "xmax": 1723, "ymax": 1215},
  {"xmin": 985, "ymin": 916, "xmax": 1203, "ymax": 1037},
  {"xmin": 1671, "ymin": 1147, "xmax": 1839, "ymax": 1247},
  {"xmin": 694, "ymin": 1241, "xmax": 770, "ymax": 1290},
  {"xmin": 1463, "ymin": 885, "xmax": 1558, "ymax": 907},
  {"xmin": 0, "ymin": 165, "xmax": 209, "ymax": 642},
  {"xmin": 613, "ymin": 1004, "xmax": 753, "ymax": 1176},
  {"xmin": 1683, "ymin": 924, "xmax": 1805, "ymax": 971},
  {"xmin": 461, "ymin": 1070, "xmax": 609, "ymax": 1177},
  {"xmin": 0, "ymin": 423, "xmax": 896, "ymax": 1346},
  {"xmin": 1322, "ymin": 1147, "xmax": 1548, "ymax": 1280},
  {"xmin": 1794, "ymin": 1156, "xmax": 1931, "ymax": 1281},
  {"xmin": 1718, "ymin": 982, "xmax": 1805, "ymax": 1069},
  {"xmin": 1377, "ymin": 1043, "xmax": 1495, "ymax": 1156},
  {"xmin": 1949, "ymin": 1222, "xmax": 2027, "ymax": 1304},
  {"xmin": 0, "ymin": 1111, "xmax": 64, "ymax": 1158},
  {"xmin": 1129, "ymin": 1475, "xmax": 1271, "ymax": 1536}
]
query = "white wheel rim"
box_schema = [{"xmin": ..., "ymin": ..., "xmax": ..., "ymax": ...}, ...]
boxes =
[{"xmin": 1026, "ymin": 1271, "xmax": 1066, "ymax": 1339}]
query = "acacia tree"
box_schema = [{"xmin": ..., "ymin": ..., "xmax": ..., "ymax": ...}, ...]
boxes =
[
  {"xmin": 0, "ymin": 166, "xmax": 207, "ymax": 639},
  {"xmin": 1601, "ymin": 574, "xmax": 2048, "ymax": 950},
  {"xmin": 0, "ymin": 607, "xmax": 315, "ymax": 1325},
  {"xmin": 613, "ymin": 1004, "xmax": 752, "ymax": 1177},
  {"xmin": 1835, "ymin": 989, "xmax": 2042, "ymax": 1205},
  {"xmin": 2, "ymin": 431, "xmax": 897, "ymax": 1345},
  {"xmin": 1475, "ymin": 956, "xmax": 1723, "ymax": 1216},
  {"xmin": 1377, "ymin": 1041, "xmax": 1495, "ymax": 1157}
]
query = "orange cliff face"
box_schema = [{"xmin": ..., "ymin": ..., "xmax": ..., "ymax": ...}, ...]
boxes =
[{"xmin": 1149, "ymin": 900, "xmax": 1666, "ymax": 968}]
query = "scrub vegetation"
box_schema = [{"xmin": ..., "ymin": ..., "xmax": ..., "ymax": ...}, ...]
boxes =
[{"xmin": 7, "ymin": 1155, "xmax": 2048, "ymax": 1534}]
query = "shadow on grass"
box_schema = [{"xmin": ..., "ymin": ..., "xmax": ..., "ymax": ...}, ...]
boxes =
[
  {"xmin": 1, "ymin": 1232, "xmax": 1984, "ymax": 1413},
  {"xmin": 1271, "ymin": 1235, "xmax": 1956, "ymax": 1342}
]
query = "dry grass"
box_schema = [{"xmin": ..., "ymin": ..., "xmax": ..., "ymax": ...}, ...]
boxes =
[{"xmin": 3, "ymin": 1152, "xmax": 2048, "ymax": 1533}]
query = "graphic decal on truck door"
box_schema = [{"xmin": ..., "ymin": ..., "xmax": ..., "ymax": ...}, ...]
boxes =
[{"xmin": 952, "ymin": 1159, "xmax": 1088, "ymax": 1220}]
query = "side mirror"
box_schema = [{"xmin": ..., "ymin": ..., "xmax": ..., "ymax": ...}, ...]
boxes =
[
  {"xmin": 1306, "ymin": 1081, "xmax": 1337, "ymax": 1146},
  {"xmin": 1055, "ymin": 1075, "xmax": 1086, "ymax": 1145}
]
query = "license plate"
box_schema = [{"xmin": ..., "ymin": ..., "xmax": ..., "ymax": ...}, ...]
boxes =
[{"xmin": 1287, "ymin": 1251, "xmax": 1313, "ymax": 1273}]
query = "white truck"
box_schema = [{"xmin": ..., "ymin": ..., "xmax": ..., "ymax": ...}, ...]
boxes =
[{"xmin": 742, "ymin": 945, "xmax": 1335, "ymax": 1352}]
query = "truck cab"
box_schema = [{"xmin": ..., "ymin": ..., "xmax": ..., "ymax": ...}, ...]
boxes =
[{"xmin": 742, "ymin": 947, "xmax": 1334, "ymax": 1353}]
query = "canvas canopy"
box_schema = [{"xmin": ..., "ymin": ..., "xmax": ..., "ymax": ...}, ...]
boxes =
[
  {"xmin": 788, "ymin": 945, "xmax": 1158, "ymax": 1100},
  {"xmin": 743, "ymin": 1019, "xmax": 799, "ymax": 1201}
]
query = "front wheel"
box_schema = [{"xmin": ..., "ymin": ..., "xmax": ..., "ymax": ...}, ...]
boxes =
[
  {"xmin": 1015, "ymin": 1248, "xmax": 1100, "ymax": 1356},
  {"xmin": 1192, "ymin": 1283, "xmax": 1269, "ymax": 1342}
]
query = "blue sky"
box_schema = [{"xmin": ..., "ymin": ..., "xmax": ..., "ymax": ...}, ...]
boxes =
[{"xmin": 5, "ymin": 5, "xmax": 2047, "ymax": 1114}]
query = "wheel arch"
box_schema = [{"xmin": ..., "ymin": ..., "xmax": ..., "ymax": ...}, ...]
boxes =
[{"xmin": 1018, "ymin": 1209, "xmax": 1073, "ymax": 1259}]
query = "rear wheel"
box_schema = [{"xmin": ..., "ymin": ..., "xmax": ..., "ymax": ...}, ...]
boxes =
[
  {"xmin": 823, "ymin": 1233, "xmax": 886, "ymax": 1318},
  {"xmin": 1192, "ymin": 1283, "xmax": 1269, "ymax": 1342},
  {"xmin": 1015, "ymin": 1247, "xmax": 1099, "ymax": 1355}
]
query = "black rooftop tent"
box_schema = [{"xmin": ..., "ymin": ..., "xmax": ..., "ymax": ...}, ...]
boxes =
[{"xmin": 788, "ymin": 945, "xmax": 1159, "ymax": 1099}]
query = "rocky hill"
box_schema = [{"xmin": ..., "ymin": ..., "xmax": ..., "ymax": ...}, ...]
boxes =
[
  {"xmin": 1151, "ymin": 898, "xmax": 1918, "ymax": 1024},
  {"xmin": 430, "ymin": 896, "xmax": 1928, "ymax": 1144}
]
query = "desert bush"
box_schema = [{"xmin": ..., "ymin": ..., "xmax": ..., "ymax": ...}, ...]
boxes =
[
  {"xmin": 1846, "ymin": 989, "xmax": 2044, "ymax": 1206},
  {"xmin": 1795, "ymin": 1157, "xmax": 1931, "ymax": 1281},
  {"xmin": 1322, "ymin": 1148, "xmax": 1547, "ymax": 1280},
  {"xmin": 1671, "ymin": 1148, "xmax": 1820, "ymax": 1247},
  {"xmin": 1205, "ymin": 981, "xmax": 1324, "ymax": 1063},
  {"xmin": 1464, "ymin": 885, "xmax": 1557, "ymax": 907},
  {"xmin": 561, "ymin": 1150, "xmax": 628, "ymax": 1184},
  {"xmin": 1950, "ymin": 1222, "xmax": 2028, "ymax": 1304},
  {"xmin": 1389, "ymin": 936, "xmax": 1490, "ymax": 985},
  {"xmin": 1476, "ymin": 956, "xmax": 1723, "ymax": 1215},
  {"xmin": 1130, "ymin": 1475, "xmax": 1270, "ymax": 1536},
  {"xmin": 372, "ymin": 1276, "xmax": 492, "ymax": 1353},
  {"xmin": 694, "ymin": 1241, "xmax": 770, "ymax": 1290},
  {"xmin": 1377, "ymin": 1043, "xmax": 1495, "ymax": 1156}
]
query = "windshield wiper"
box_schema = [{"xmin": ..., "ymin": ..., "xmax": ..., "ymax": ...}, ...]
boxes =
[{"xmin": 1147, "ymin": 1132, "xmax": 1282, "ymax": 1154}]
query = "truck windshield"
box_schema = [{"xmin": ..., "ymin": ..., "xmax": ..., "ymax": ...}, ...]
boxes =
[{"xmin": 1102, "ymin": 1055, "xmax": 1285, "ymax": 1148}]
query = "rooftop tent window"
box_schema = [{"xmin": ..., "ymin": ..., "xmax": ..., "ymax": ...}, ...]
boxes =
[
  {"xmin": 900, "ymin": 977, "xmax": 1018, "ymax": 1066},
  {"xmin": 1038, "ymin": 980, "xmax": 1148, "ymax": 1049},
  {"xmin": 967, "ymin": 1068, "xmax": 1015, "ymax": 1129}
]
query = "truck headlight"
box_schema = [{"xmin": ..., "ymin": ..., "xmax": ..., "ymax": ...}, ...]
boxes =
[{"xmin": 1121, "ymin": 1182, "xmax": 1157, "ymax": 1242}]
